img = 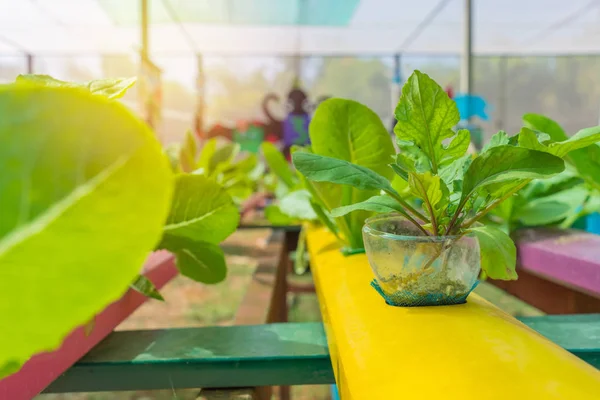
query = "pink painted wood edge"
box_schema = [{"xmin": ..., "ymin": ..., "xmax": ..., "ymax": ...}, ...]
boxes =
[
  {"xmin": 517, "ymin": 228, "xmax": 600, "ymax": 297},
  {"xmin": 0, "ymin": 251, "xmax": 177, "ymax": 400}
]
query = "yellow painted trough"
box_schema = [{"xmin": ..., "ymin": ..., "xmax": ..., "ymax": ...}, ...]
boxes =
[{"xmin": 307, "ymin": 226, "xmax": 600, "ymax": 399}]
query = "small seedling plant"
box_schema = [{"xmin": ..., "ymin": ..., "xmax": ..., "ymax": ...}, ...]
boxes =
[{"xmin": 293, "ymin": 70, "xmax": 600, "ymax": 281}]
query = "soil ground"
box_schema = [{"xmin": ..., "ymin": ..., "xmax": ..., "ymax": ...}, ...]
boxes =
[{"xmin": 36, "ymin": 229, "xmax": 541, "ymax": 400}]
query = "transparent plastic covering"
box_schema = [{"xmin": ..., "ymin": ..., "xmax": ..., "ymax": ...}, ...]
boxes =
[{"xmin": 1, "ymin": 0, "xmax": 600, "ymax": 56}]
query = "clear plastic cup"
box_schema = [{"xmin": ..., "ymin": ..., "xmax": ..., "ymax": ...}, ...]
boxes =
[{"xmin": 363, "ymin": 214, "xmax": 480, "ymax": 306}]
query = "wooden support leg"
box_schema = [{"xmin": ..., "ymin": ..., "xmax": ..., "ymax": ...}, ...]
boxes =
[
  {"xmin": 265, "ymin": 230, "xmax": 299, "ymax": 400},
  {"xmin": 198, "ymin": 388, "xmax": 256, "ymax": 399},
  {"xmin": 234, "ymin": 229, "xmax": 299, "ymax": 400}
]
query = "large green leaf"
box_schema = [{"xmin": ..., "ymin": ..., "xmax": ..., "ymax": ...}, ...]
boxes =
[
  {"xmin": 308, "ymin": 98, "xmax": 395, "ymax": 248},
  {"xmin": 513, "ymin": 186, "xmax": 589, "ymax": 226},
  {"xmin": 310, "ymin": 98, "xmax": 395, "ymax": 179},
  {"xmin": 0, "ymin": 86, "xmax": 172, "ymax": 378},
  {"xmin": 460, "ymin": 146, "xmax": 564, "ymax": 204},
  {"xmin": 330, "ymin": 195, "xmax": 406, "ymax": 218},
  {"xmin": 16, "ymin": 74, "xmax": 136, "ymax": 100},
  {"xmin": 279, "ymin": 190, "xmax": 318, "ymax": 220},
  {"xmin": 261, "ymin": 141, "xmax": 296, "ymax": 188},
  {"xmin": 159, "ymin": 236, "xmax": 227, "ymax": 284},
  {"xmin": 518, "ymin": 170, "xmax": 582, "ymax": 200},
  {"xmin": 292, "ymin": 152, "xmax": 395, "ymax": 194},
  {"xmin": 523, "ymin": 115, "xmax": 600, "ymax": 191},
  {"xmin": 468, "ymin": 225, "xmax": 517, "ymax": 281},
  {"xmin": 519, "ymin": 126, "xmax": 600, "ymax": 158},
  {"xmin": 394, "ymin": 70, "xmax": 464, "ymax": 172},
  {"xmin": 161, "ymin": 174, "xmax": 239, "ymax": 245},
  {"xmin": 523, "ymin": 113, "xmax": 569, "ymax": 142}
]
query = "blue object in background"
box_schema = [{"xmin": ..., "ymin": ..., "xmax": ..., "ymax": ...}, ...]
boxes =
[
  {"xmin": 586, "ymin": 212, "xmax": 600, "ymax": 235},
  {"xmin": 454, "ymin": 94, "xmax": 490, "ymax": 122},
  {"xmin": 331, "ymin": 385, "xmax": 340, "ymax": 400}
]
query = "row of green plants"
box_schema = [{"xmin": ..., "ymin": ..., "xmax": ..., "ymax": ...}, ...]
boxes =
[{"xmin": 3, "ymin": 69, "xmax": 600, "ymax": 375}]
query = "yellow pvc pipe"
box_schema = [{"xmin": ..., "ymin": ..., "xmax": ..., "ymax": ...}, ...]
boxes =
[{"xmin": 307, "ymin": 226, "xmax": 600, "ymax": 399}]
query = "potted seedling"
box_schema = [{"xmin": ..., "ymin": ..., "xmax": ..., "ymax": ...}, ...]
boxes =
[{"xmin": 293, "ymin": 70, "xmax": 600, "ymax": 307}]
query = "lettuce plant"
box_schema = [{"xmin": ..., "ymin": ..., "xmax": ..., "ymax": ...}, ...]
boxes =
[
  {"xmin": 485, "ymin": 114, "xmax": 600, "ymax": 233},
  {"xmin": 260, "ymin": 141, "xmax": 318, "ymax": 225},
  {"xmin": 291, "ymin": 98, "xmax": 396, "ymax": 251},
  {"xmin": 174, "ymin": 131, "xmax": 263, "ymax": 203},
  {"xmin": 0, "ymin": 77, "xmax": 239, "ymax": 377},
  {"xmin": 293, "ymin": 70, "xmax": 600, "ymax": 280}
]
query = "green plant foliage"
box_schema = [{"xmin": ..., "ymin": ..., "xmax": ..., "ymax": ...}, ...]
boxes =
[
  {"xmin": 279, "ymin": 190, "xmax": 318, "ymax": 220},
  {"xmin": 264, "ymin": 204, "xmax": 298, "ymax": 225},
  {"xmin": 0, "ymin": 85, "xmax": 172, "ymax": 378},
  {"xmin": 460, "ymin": 145, "xmax": 565, "ymax": 204},
  {"xmin": 158, "ymin": 236, "xmax": 227, "ymax": 284},
  {"xmin": 331, "ymin": 195, "xmax": 407, "ymax": 217},
  {"xmin": 293, "ymin": 70, "xmax": 597, "ymax": 280},
  {"xmin": 485, "ymin": 114, "xmax": 600, "ymax": 233},
  {"xmin": 293, "ymin": 152, "xmax": 396, "ymax": 194},
  {"xmin": 467, "ymin": 226, "xmax": 517, "ymax": 280},
  {"xmin": 179, "ymin": 130, "xmax": 198, "ymax": 172},
  {"xmin": 197, "ymin": 138, "xmax": 218, "ymax": 171},
  {"xmin": 523, "ymin": 114, "xmax": 600, "ymax": 193},
  {"xmin": 261, "ymin": 141, "xmax": 296, "ymax": 188},
  {"xmin": 512, "ymin": 186, "xmax": 589, "ymax": 226},
  {"xmin": 519, "ymin": 126, "xmax": 600, "ymax": 158},
  {"xmin": 161, "ymin": 174, "xmax": 239, "ymax": 246},
  {"xmin": 179, "ymin": 137, "xmax": 261, "ymax": 203},
  {"xmin": 306, "ymin": 98, "xmax": 395, "ymax": 248},
  {"xmin": 131, "ymin": 275, "xmax": 165, "ymax": 301},
  {"xmin": 15, "ymin": 74, "xmax": 136, "ymax": 100},
  {"xmin": 394, "ymin": 70, "xmax": 466, "ymax": 172}
]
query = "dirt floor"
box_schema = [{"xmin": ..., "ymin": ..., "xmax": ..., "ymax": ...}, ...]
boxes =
[{"xmin": 36, "ymin": 229, "xmax": 540, "ymax": 400}]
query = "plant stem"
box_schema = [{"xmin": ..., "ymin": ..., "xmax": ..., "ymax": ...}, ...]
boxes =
[
  {"xmin": 385, "ymin": 190, "xmax": 429, "ymax": 222},
  {"xmin": 460, "ymin": 181, "xmax": 529, "ymax": 230},
  {"xmin": 384, "ymin": 190, "xmax": 431, "ymax": 236},
  {"xmin": 306, "ymin": 179, "xmax": 352, "ymax": 246},
  {"xmin": 444, "ymin": 199, "xmax": 467, "ymax": 236},
  {"xmin": 421, "ymin": 237, "xmax": 456, "ymax": 271}
]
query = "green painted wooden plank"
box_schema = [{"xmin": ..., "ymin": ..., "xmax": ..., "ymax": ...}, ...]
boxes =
[
  {"xmin": 43, "ymin": 322, "xmax": 333, "ymax": 393},
  {"xmin": 519, "ymin": 314, "xmax": 600, "ymax": 368},
  {"xmin": 44, "ymin": 316, "xmax": 600, "ymax": 394}
]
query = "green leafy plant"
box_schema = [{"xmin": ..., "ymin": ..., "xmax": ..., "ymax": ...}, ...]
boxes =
[
  {"xmin": 293, "ymin": 70, "xmax": 600, "ymax": 281},
  {"xmin": 292, "ymin": 98, "xmax": 396, "ymax": 250},
  {"xmin": 172, "ymin": 133, "xmax": 263, "ymax": 204},
  {"xmin": 260, "ymin": 141, "xmax": 318, "ymax": 226},
  {"xmin": 484, "ymin": 114, "xmax": 600, "ymax": 233},
  {"xmin": 0, "ymin": 77, "xmax": 239, "ymax": 378}
]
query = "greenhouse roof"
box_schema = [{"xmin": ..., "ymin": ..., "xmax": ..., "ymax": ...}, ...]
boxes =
[{"xmin": 1, "ymin": 0, "xmax": 600, "ymax": 56}]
